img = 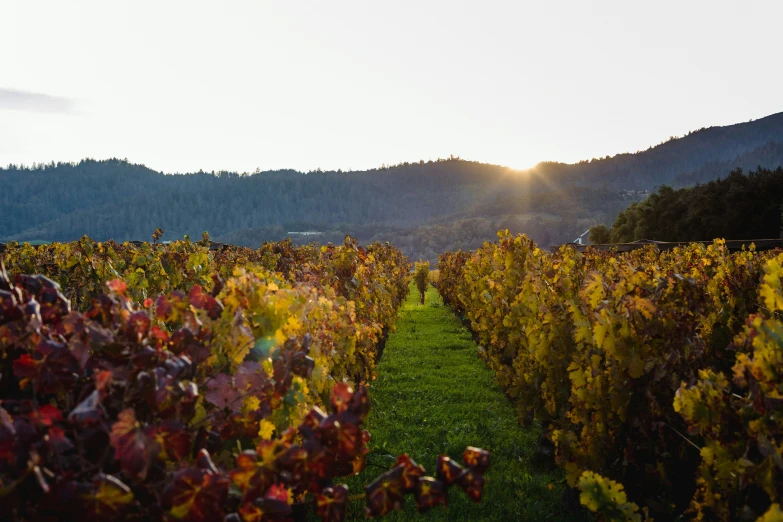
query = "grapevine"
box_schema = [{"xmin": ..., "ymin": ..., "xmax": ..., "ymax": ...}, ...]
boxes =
[
  {"xmin": 0, "ymin": 255, "xmax": 489, "ymax": 521},
  {"xmin": 438, "ymin": 231, "xmax": 781, "ymax": 520}
]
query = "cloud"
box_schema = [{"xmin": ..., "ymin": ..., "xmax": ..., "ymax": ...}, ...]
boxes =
[{"xmin": 0, "ymin": 88, "xmax": 73, "ymax": 113}]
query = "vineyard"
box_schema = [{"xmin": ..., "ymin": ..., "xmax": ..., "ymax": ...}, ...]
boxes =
[
  {"xmin": 0, "ymin": 235, "xmax": 493, "ymax": 521},
  {"xmin": 438, "ymin": 232, "xmax": 783, "ymax": 521},
  {"xmin": 5, "ymin": 230, "xmax": 783, "ymax": 521}
]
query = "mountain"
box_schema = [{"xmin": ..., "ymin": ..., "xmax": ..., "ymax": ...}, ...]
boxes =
[
  {"xmin": 2, "ymin": 111, "xmax": 783, "ymax": 261},
  {"xmin": 524, "ymin": 111, "xmax": 783, "ymax": 190},
  {"xmin": 0, "ymin": 158, "xmax": 516, "ymax": 241}
]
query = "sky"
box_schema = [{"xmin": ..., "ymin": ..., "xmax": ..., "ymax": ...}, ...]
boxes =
[{"xmin": 1, "ymin": 0, "xmax": 782, "ymax": 174}]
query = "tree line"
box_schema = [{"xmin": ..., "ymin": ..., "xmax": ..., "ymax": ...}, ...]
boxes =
[{"xmin": 608, "ymin": 166, "xmax": 783, "ymax": 243}]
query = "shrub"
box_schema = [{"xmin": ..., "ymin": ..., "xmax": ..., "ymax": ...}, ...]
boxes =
[
  {"xmin": 413, "ymin": 261, "xmax": 430, "ymax": 304},
  {"xmin": 588, "ymin": 225, "xmax": 611, "ymax": 245}
]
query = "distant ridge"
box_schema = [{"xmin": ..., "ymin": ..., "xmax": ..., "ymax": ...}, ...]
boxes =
[
  {"xmin": 526, "ymin": 111, "xmax": 783, "ymax": 189},
  {"xmin": 2, "ymin": 111, "xmax": 783, "ymax": 261}
]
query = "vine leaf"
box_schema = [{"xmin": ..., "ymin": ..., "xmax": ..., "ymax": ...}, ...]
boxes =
[{"xmin": 110, "ymin": 408, "xmax": 151, "ymax": 480}]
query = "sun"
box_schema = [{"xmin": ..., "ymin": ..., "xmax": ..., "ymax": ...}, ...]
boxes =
[{"xmin": 502, "ymin": 154, "xmax": 539, "ymax": 173}]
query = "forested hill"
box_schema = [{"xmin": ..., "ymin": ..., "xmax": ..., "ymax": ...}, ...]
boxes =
[
  {"xmin": 0, "ymin": 158, "xmax": 517, "ymax": 242},
  {"xmin": 2, "ymin": 111, "xmax": 783, "ymax": 260},
  {"xmin": 610, "ymin": 166, "xmax": 783, "ymax": 243},
  {"xmin": 526, "ymin": 111, "xmax": 783, "ymax": 189}
]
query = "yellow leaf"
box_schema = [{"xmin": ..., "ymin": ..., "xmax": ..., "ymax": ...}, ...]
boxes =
[
  {"xmin": 584, "ymin": 273, "xmax": 604, "ymax": 309},
  {"xmin": 757, "ymin": 504, "xmax": 783, "ymax": 522},
  {"xmin": 244, "ymin": 396, "xmax": 261, "ymax": 413},
  {"xmin": 258, "ymin": 419, "xmax": 275, "ymax": 440},
  {"xmin": 594, "ymin": 322, "xmax": 609, "ymax": 349},
  {"xmin": 632, "ymin": 297, "xmax": 656, "ymax": 319},
  {"xmin": 568, "ymin": 362, "xmax": 586, "ymax": 388},
  {"xmin": 700, "ymin": 445, "xmax": 715, "ymax": 466}
]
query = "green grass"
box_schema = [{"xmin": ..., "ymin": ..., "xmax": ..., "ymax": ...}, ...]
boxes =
[{"xmin": 341, "ymin": 282, "xmax": 586, "ymax": 521}]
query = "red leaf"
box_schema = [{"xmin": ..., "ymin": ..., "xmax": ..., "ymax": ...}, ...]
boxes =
[
  {"xmin": 210, "ymin": 273, "xmax": 224, "ymax": 297},
  {"xmin": 435, "ymin": 456, "xmax": 464, "ymax": 485},
  {"xmin": 258, "ymin": 488, "xmax": 292, "ymax": 520},
  {"xmin": 229, "ymin": 451, "xmax": 260, "ymax": 491},
  {"xmin": 107, "ymin": 279, "xmax": 127, "ymax": 295},
  {"xmin": 229, "ymin": 449, "xmax": 278, "ymax": 503},
  {"xmin": 316, "ymin": 415, "xmax": 340, "ymax": 447},
  {"xmin": 31, "ymin": 404, "xmax": 63, "ymax": 426},
  {"xmin": 335, "ymin": 419, "xmax": 362, "ymax": 461},
  {"xmin": 462, "ymin": 446, "xmax": 491, "ymax": 473},
  {"xmin": 316, "ymin": 484, "xmax": 348, "ymax": 522},
  {"xmin": 35, "ymin": 283, "xmax": 71, "ymax": 324},
  {"xmin": 161, "ymin": 462, "xmax": 229, "ymax": 522},
  {"xmin": 13, "ymin": 353, "xmax": 40, "ymax": 383},
  {"xmin": 300, "ymin": 406, "xmax": 327, "ymax": 432},
  {"xmin": 276, "ymin": 445, "xmax": 308, "ymax": 487},
  {"xmin": 457, "ymin": 469, "xmax": 486, "ymax": 502},
  {"xmin": 147, "ymin": 420, "xmax": 191, "ymax": 461},
  {"xmin": 204, "ymin": 373, "xmax": 243, "ymax": 412},
  {"xmin": 219, "ymin": 413, "xmax": 260, "ymax": 441},
  {"xmin": 364, "ymin": 465, "xmax": 405, "ymax": 517},
  {"xmin": 39, "ymin": 340, "xmax": 80, "ymax": 393},
  {"xmin": 265, "ymin": 483, "xmax": 289, "ymax": 503},
  {"xmin": 330, "ymin": 383, "xmax": 353, "ymax": 415},
  {"xmin": 170, "ymin": 328, "xmax": 211, "ymax": 364},
  {"xmin": 150, "ymin": 325, "xmax": 170, "ymax": 346},
  {"xmin": 15, "ymin": 341, "xmax": 79, "ymax": 394},
  {"xmin": 109, "ymin": 409, "xmax": 150, "ymax": 480},
  {"xmin": 94, "ymin": 370, "xmax": 112, "ymax": 397},
  {"xmin": 348, "ymin": 385, "xmax": 370, "ymax": 421},
  {"xmin": 155, "ymin": 294, "xmax": 173, "ymax": 320},
  {"xmin": 352, "ymin": 445, "xmax": 369, "ymax": 475},
  {"xmin": 414, "ymin": 476, "xmax": 448, "ymax": 513},
  {"xmin": 395, "ymin": 454, "xmax": 426, "ymax": 492},
  {"xmin": 189, "ymin": 286, "xmax": 223, "ymax": 320},
  {"xmin": 127, "ymin": 311, "xmax": 151, "ymax": 341},
  {"xmin": 235, "ymin": 361, "xmax": 269, "ymax": 396},
  {"xmin": 94, "ymin": 370, "xmax": 112, "ymax": 393},
  {"xmin": 61, "ymin": 311, "xmax": 113, "ymax": 369},
  {"xmin": 327, "ymin": 384, "xmax": 369, "ymax": 424}
]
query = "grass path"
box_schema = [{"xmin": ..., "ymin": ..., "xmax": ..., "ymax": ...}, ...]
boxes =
[{"xmin": 342, "ymin": 283, "xmax": 584, "ymax": 521}]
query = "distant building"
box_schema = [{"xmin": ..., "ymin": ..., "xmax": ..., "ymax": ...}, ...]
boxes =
[
  {"xmin": 573, "ymin": 230, "xmax": 590, "ymax": 245},
  {"xmin": 287, "ymin": 231, "xmax": 321, "ymax": 236}
]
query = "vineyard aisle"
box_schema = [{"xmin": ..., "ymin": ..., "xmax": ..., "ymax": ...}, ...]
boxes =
[{"xmin": 343, "ymin": 283, "xmax": 584, "ymax": 521}]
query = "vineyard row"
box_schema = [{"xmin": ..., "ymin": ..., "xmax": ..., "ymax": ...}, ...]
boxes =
[
  {"xmin": 0, "ymin": 236, "xmax": 490, "ymax": 521},
  {"xmin": 438, "ymin": 232, "xmax": 783, "ymax": 521}
]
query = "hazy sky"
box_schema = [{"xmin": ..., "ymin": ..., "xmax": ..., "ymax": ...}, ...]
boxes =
[{"xmin": 1, "ymin": 0, "xmax": 781, "ymax": 173}]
